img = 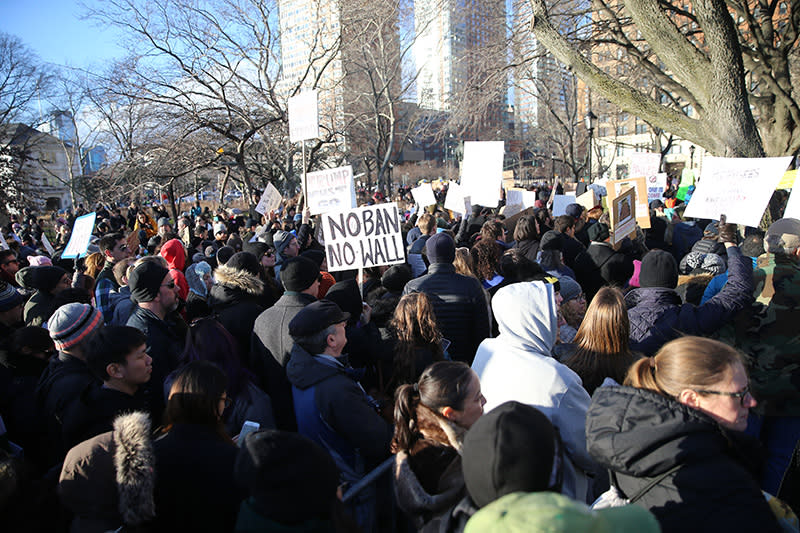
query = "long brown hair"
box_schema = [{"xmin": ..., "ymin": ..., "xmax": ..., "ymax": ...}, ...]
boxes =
[
  {"xmin": 470, "ymin": 240, "xmax": 502, "ymax": 281},
  {"xmin": 564, "ymin": 287, "xmax": 635, "ymax": 395},
  {"xmin": 390, "ymin": 293, "xmax": 444, "ymax": 388},
  {"xmin": 453, "ymin": 247, "xmax": 477, "ymax": 278},
  {"xmin": 162, "ymin": 360, "xmax": 231, "ymax": 442},
  {"xmin": 625, "ymin": 336, "xmax": 744, "ymax": 397},
  {"xmin": 392, "ymin": 361, "xmax": 473, "ymax": 453}
]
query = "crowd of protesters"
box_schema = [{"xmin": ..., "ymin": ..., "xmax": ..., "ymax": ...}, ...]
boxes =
[{"xmin": 1, "ymin": 178, "xmax": 800, "ymax": 533}]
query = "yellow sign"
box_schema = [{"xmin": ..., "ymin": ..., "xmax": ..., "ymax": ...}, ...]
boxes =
[{"xmin": 777, "ymin": 169, "xmax": 797, "ymax": 190}]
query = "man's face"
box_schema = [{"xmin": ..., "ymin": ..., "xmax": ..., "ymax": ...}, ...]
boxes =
[
  {"xmin": 0, "ymin": 254, "xmax": 19, "ymax": 276},
  {"xmin": 285, "ymin": 237, "xmax": 300, "ymax": 258},
  {"xmin": 260, "ymin": 248, "xmax": 276, "ymax": 268},
  {"xmin": 54, "ymin": 273, "xmax": 72, "ymax": 294},
  {"xmin": 0, "ymin": 302, "xmax": 23, "ymax": 326},
  {"xmin": 107, "ymin": 239, "xmax": 131, "ymax": 263},
  {"xmin": 327, "ymin": 321, "xmax": 347, "ymax": 357},
  {"xmin": 157, "ymin": 273, "xmax": 180, "ymax": 313},
  {"xmin": 115, "ymin": 343, "xmax": 152, "ymax": 386}
]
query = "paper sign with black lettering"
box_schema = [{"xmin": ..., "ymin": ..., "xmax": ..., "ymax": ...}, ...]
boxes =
[
  {"xmin": 647, "ymin": 173, "xmax": 668, "ymax": 201},
  {"xmin": 684, "ymin": 156, "xmax": 792, "ymax": 227},
  {"xmin": 288, "ymin": 90, "xmax": 319, "ymax": 143},
  {"xmin": 62, "ymin": 212, "xmax": 97, "ymax": 259},
  {"xmin": 307, "ymin": 165, "xmax": 357, "ymax": 215},
  {"xmin": 460, "ymin": 141, "xmax": 504, "ymax": 208},
  {"xmin": 322, "ymin": 203, "xmax": 405, "ymax": 272},
  {"xmin": 41, "ymin": 232, "xmax": 55, "ymax": 256},
  {"xmin": 255, "ymin": 182, "xmax": 283, "ymax": 216}
]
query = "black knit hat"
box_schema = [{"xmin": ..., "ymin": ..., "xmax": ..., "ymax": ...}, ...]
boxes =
[
  {"xmin": 32, "ymin": 265, "xmax": 68, "ymax": 292},
  {"xmin": 281, "ymin": 256, "xmax": 319, "ymax": 292},
  {"xmin": 243, "ymin": 241, "xmax": 270, "ymax": 261},
  {"xmin": 225, "ymin": 251, "xmax": 261, "ymax": 277},
  {"xmin": 425, "ymin": 232, "xmax": 456, "ymax": 264},
  {"xmin": 639, "ymin": 249, "xmax": 678, "ymax": 289},
  {"xmin": 301, "ymin": 249, "xmax": 325, "ymax": 269},
  {"xmin": 462, "ymin": 401, "xmax": 557, "ymax": 509},
  {"xmin": 216, "ymin": 245, "xmax": 235, "ymax": 266},
  {"xmin": 235, "ymin": 430, "xmax": 339, "ymax": 522},
  {"xmin": 128, "ymin": 261, "xmax": 170, "ymax": 303},
  {"xmin": 324, "ymin": 279, "xmax": 361, "ymax": 320},
  {"xmin": 381, "ymin": 264, "xmax": 412, "ymax": 293},
  {"xmin": 539, "ymin": 230, "xmax": 563, "ymax": 251},
  {"xmin": 587, "ymin": 222, "xmax": 610, "ymax": 243}
]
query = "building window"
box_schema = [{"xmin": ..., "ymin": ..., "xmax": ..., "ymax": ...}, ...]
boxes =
[
  {"xmin": 616, "ymin": 145, "xmax": 625, "ymax": 157},
  {"xmin": 635, "ymin": 123, "xmax": 648, "ymax": 134},
  {"xmin": 616, "ymin": 125, "xmax": 628, "ymax": 135}
]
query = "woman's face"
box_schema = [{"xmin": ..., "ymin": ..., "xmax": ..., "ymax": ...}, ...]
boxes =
[
  {"xmin": 447, "ymin": 371, "xmax": 486, "ymax": 429},
  {"xmin": 682, "ymin": 362, "xmax": 756, "ymax": 432}
]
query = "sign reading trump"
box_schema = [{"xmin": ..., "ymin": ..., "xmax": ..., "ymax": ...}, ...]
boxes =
[{"xmin": 322, "ymin": 203, "xmax": 406, "ymax": 272}]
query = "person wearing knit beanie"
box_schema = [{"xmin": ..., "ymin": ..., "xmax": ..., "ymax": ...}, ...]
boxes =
[
  {"xmin": 23, "ymin": 265, "xmax": 72, "ymax": 327},
  {"xmin": 128, "ymin": 261, "xmax": 174, "ymax": 310},
  {"xmin": 280, "ymin": 256, "xmax": 320, "ymax": 292},
  {"xmin": 639, "ymin": 249, "xmax": 678, "ymax": 289},
  {"xmin": 0, "ymin": 280, "xmax": 24, "ymax": 336},
  {"xmin": 49, "ymin": 303, "xmax": 104, "ymax": 354},
  {"xmin": 216, "ymin": 245, "xmax": 235, "ymax": 267},
  {"xmin": 425, "ymin": 232, "xmax": 456, "ymax": 264}
]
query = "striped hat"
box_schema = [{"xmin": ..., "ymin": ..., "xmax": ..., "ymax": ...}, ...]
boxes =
[
  {"xmin": 0, "ymin": 281, "xmax": 23, "ymax": 312},
  {"xmin": 49, "ymin": 303, "xmax": 103, "ymax": 351}
]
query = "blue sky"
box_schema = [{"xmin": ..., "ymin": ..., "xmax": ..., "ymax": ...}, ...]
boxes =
[{"xmin": 0, "ymin": 0, "xmax": 125, "ymax": 68}]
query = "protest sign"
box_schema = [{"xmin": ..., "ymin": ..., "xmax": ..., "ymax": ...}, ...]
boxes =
[
  {"xmin": 610, "ymin": 187, "xmax": 636, "ymax": 245},
  {"xmin": 778, "ymin": 169, "xmax": 797, "ymax": 190},
  {"xmin": 502, "ymin": 188, "xmax": 529, "ymax": 217},
  {"xmin": 607, "ymin": 177, "xmax": 651, "ymax": 229},
  {"xmin": 0, "ymin": 232, "xmax": 8, "ymax": 251},
  {"xmin": 784, "ymin": 186, "xmax": 800, "ymax": 219},
  {"xmin": 62, "ymin": 212, "xmax": 97, "ymax": 259},
  {"xmin": 460, "ymin": 141, "xmax": 504, "ymax": 207},
  {"xmin": 629, "ymin": 152, "xmax": 661, "ymax": 178},
  {"xmin": 306, "ymin": 165, "xmax": 356, "ymax": 215},
  {"xmin": 647, "ymin": 173, "xmax": 668, "ymax": 201},
  {"xmin": 684, "ymin": 156, "xmax": 792, "ymax": 227},
  {"xmin": 288, "ymin": 90, "xmax": 320, "ymax": 143},
  {"xmin": 502, "ymin": 207, "xmax": 534, "ymax": 237},
  {"xmin": 411, "ymin": 183, "xmax": 437, "ymax": 208},
  {"xmin": 677, "ymin": 168, "xmax": 695, "ymax": 201},
  {"xmin": 522, "ymin": 190, "xmax": 538, "ymax": 208},
  {"xmin": 552, "ymin": 194, "xmax": 576, "ymax": 216},
  {"xmin": 41, "ymin": 232, "xmax": 55, "ymax": 256},
  {"xmin": 576, "ymin": 189, "xmax": 597, "ymax": 212},
  {"xmin": 502, "ymin": 170, "xmax": 515, "ymax": 191},
  {"xmin": 254, "ymin": 182, "xmax": 283, "ymax": 215},
  {"xmin": 444, "ymin": 181, "xmax": 469, "ymax": 214},
  {"xmin": 322, "ymin": 202, "xmax": 405, "ymax": 272}
]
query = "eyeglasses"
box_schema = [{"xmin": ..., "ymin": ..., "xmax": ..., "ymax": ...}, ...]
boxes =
[
  {"xmin": 161, "ymin": 281, "xmax": 176, "ymax": 289},
  {"xmin": 117, "ymin": 244, "xmax": 128, "ymax": 251},
  {"xmin": 695, "ymin": 384, "xmax": 752, "ymax": 406}
]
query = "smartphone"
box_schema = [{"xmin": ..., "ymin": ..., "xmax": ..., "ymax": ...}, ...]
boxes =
[{"xmin": 238, "ymin": 420, "xmax": 260, "ymax": 447}]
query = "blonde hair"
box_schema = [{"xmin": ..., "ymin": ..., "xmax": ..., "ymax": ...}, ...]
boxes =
[
  {"xmin": 625, "ymin": 336, "xmax": 744, "ymax": 397},
  {"xmin": 453, "ymin": 247, "xmax": 477, "ymax": 278}
]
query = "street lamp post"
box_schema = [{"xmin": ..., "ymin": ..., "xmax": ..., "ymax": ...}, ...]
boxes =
[
  {"xmin": 551, "ymin": 152, "xmax": 556, "ymax": 184},
  {"xmin": 690, "ymin": 145, "xmax": 695, "ymax": 169},
  {"xmin": 585, "ymin": 111, "xmax": 597, "ymax": 183}
]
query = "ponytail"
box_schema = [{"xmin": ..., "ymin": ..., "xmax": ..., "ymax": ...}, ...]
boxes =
[{"xmin": 392, "ymin": 383, "xmax": 421, "ymax": 453}]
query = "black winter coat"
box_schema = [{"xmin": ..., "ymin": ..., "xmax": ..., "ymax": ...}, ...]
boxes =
[
  {"xmin": 573, "ymin": 242, "xmax": 634, "ymax": 302},
  {"xmin": 587, "ymin": 386, "xmax": 781, "ymax": 533},
  {"xmin": 209, "ymin": 265, "xmax": 266, "ymax": 361},
  {"xmin": 403, "ymin": 264, "xmax": 490, "ymax": 364}
]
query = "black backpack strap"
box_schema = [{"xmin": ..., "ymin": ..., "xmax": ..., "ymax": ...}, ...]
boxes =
[{"xmin": 628, "ymin": 464, "xmax": 682, "ymax": 503}]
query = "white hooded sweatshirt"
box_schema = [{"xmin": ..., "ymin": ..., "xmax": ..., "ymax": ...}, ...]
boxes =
[{"xmin": 471, "ymin": 281, "xmax": 597, "ymax": 503}]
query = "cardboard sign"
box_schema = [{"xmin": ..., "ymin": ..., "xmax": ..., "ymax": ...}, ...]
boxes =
[
  {"xmin": 255, "ymin": 182, "xmax": 283, "ymax": 215},
  {"xmin": 778, "ymin": 169, "xmax": 797, "ymax": 190},
  {"xmin": 444, "ymin": 181, "xmax": 469, "ymax": 214},
  {"xmin": 576, "ymin": 189, "xmax": 597, "ymax": 212},
  {"xmin": 411, "ymin": 183, "xmax": 437, "ymax": 208},
  {"xmin": 288, "ymin": 90, "xmax": 320, "ymax": 143},
  {"xmin": 502, "ymin": 207, "xmax": 534, "ymax": 237},
  {"xmin": 41, "ymin": 232, "xmax": 55, "ymax": 256},
  {"xmin": 610, "ymin": 187, "xmax": 636, "ymax": 245},
  {"xmin": 552, "ymin": 194, "xmax": 576, "ymax": 216},
  {"xmin": 62, "ymin": 212, "xmax": 97, "ymax": 259},
  {"xmin": 502, "ymin": 170, "xmax": 515, "ymax": 191},
  {"xmin": 306, "ymin": 165, "xmax": 357, "ymax": 215},
  {"xmin": 629, "ymin": 152, "xmax": 661, "ymax": 178},
  {"xmin": 460, "ymin": 141, "xmax": 504, "ymax": 208},
  {"xmin": 684, "ymin": 156, "xmax": 792, "ymax": 227},
  {"xmin": 647, "ymin": 173, "xmax": 668, "ymax": 201},
  {"xmin": 606, "ymin": 177, "xmax": 651, "ymax": 229},
  {"xmin": 322, "ymin": 202, "xmax": 405, "ymax": 272}
]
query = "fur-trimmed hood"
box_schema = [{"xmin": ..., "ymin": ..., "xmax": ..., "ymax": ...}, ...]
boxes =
[
  {"xmin": 59, "ymin": 411, "xmax": 156, "ymax": 528},
  {"xmin": 213, "ymin": 264, "xmax": 264, "ymax": 295}
]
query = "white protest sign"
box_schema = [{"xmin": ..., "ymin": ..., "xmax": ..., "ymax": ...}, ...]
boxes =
[
  {"xmin": 288, "ymin": 90, "xmax": 319, "ymax": 143},
  {"xmin": 784, "ymin": 186, "xmax": 800, "ymax": 220},
  {"xmin": 0, "ymin": 232, "xmax": 8, "ymax": 251},
  {"xmin": 629, "ymin": 152, "xmax": 661, "ymax": 178},
  {"xmin": 506, "ymin": 188, "xmax": 525, "ymax": 208},
  {"xmin": 684, "ymin": 156, "xmax": 792, "ymax": 227},
  {"xmin": 576, "ymin": 189, "xmax": 597, "ymax": 212},
  {"xmin": 41, "ymin": 232, "xmax": 55, "ymax": 256},
  {"xmin": 411, "ymin": 183, "xmax": 437, "ymax": 208},
  {"xmin": 306, "ymin": 165, "xmax": 357, "ymax": 216},
  {"xmin": 611, "ymin": 187, "xmax": 637, "ymax": 245},
  {"xmin": 552, "ymin": 194, "xmax": 576, "ymax": 216},
  {"xmin": 255, "ymin": 182, "xmax": 283, "ymax": 216},
  {"xmin": 322, "ymin": 202, "xmax": 405, "ymax": 272},
  {"xmin": 61, "ymin": 212, "xmax": 97, "ymax": 259},
  {"xmin": 444, "ymin": 181, "xmax": 469, "ymax": 214},
  {"xmin": 460, "ymin": 141, "xmax": 504, "ymax": 208},
  {"xmin": 522, "ymin": 190, "xmax": 538, "ymax": 208},
  {"xmin": 647, "ymin": 173, "xmax": 668, "ymax": 201}
]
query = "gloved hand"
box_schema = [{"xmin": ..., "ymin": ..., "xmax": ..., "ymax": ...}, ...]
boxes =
[{"xmin": 718, "ymin": 220, "xmax": 738, "ymax": 244}]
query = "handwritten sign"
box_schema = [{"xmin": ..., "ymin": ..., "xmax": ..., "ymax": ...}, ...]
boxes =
[
  {"xmin": 610, "ymin": 187, "xmax": 636, "ymax": 245},
  {"xmin": 41, "ymin": 232, "xmax": 55, "ymax": 256},
  {"xmin": 684, "ymin": 156, "xmax": 792, "ymax": 227},
  {"xmin": 411, "ymin": 183, "xmax": 437, "ymax": 208},
  {"xmin": 61, "ymin": 212, "xmax": 97, "ymax": 259},
  {"xmin": 629, "ymin": 152, "xmax": 661, "ymax": 178},
  {"xmin": 576, "ymin": 189, "xmax": 597, "ymax": 212},
  {"xmin": 255, "ymin": 182, "xmax": 283, "ymax": 215},
  {"xmin": 607, "ymin": 177, "xmax": 650, "ymax": 229},
  {"xmin": 288, "ymin": 90, "xmax": 319, "ymax": 143},
  {"xmin": 552, "ymin": 194, "xmax": 576, "ymax": 216},
  {"xmin": 461, "ymin": 141, "xmax": 504, "ymax": 208},
  {"xmin": 322, "ymin": 202, "xmax": 405, "ymax": 272},
  {"xmin": 444, "ymin": 181, "xmax": 469, "ymax": 215},
  {"xmin": 306, "ymin": 165, "xmax": 356, "ymax": 215},
  {"xmin": 647, "ymin": 173, "xmax": 668, "ymax": 201}
]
